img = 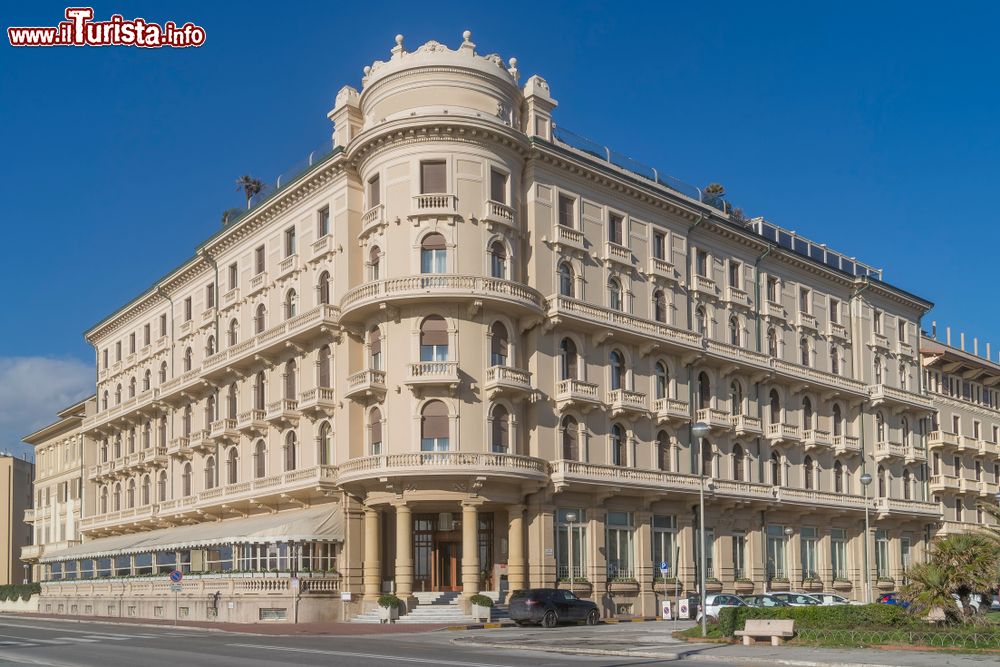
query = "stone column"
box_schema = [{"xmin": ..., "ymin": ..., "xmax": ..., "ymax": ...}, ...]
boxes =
[
  {"xmin": 394, "ymin": 503, "xmax": 413, "ymax": 600},
  {"xmin": 363, "ymin": 506, "xmax": 381, "ymax": 600},
  {"xmin": 461, "ymin": 501, "xmax": 480, "ymax": 597},
  {"xmin": 635, "ymin": 510, "xmax": 655, "ymax": 616},
  {"xmin": 507, "ymin": 504, "xmax": 526, "ymax": 593}
]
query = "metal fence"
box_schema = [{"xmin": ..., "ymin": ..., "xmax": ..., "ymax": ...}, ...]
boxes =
[{"xmin": 795, "ymin": 627, "xmax": 1000, "ymax": 649}]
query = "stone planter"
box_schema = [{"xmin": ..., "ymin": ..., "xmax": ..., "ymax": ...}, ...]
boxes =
[
  {"xmin": 832, "ymin": 579, "xmax": 853, "ymax": 592},
  {"xmin": 557, "ymin": 580, "xmax": 593, "ymax": 597},
  {"xmin": 705, "ymin": 579, "xmax": 723, "ymax": 593},
  {"xmin": 654, "ymin": 581, "xmax": 680, "ymax": 595},
  {"xmin": 607, "ymin": 580, "xmax": 640, "ymax": 595},
  {"xmin": 734, "ymin": 580, "xmax": 754, "ymax": 594},
  {"xmin": 802, "ymin": 579, "xmax": 824, "ymax": 592},
  {"xmin": 876, "ymin": 580, "xmax": 895, "ymax": 592},
  {"xmin": 769, "ymin": 580, "xmax": 790, "ymax": 592},
  {"xmin": 378, "ymin": 605, "xmax": 399, "ymax": 623},
  {"xmin": 472, "ymin": 604, "xmax": 491, "ymax": 622}
]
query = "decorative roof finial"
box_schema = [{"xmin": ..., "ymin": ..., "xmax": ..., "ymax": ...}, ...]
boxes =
[
  {"xmin": 391, "ymin": 33, "xmax": 405, "ymax": 59},
  {"xmin": 395, "ymin": 34, "xmax": 404, "ymax": 46},
  {"xmin": 463, "ymin": 30, "xmax": 472, "ymax": 42},
  {"xmin": 459, "ymin": 29, "xmax": 475, "ymax": 54},
  {"xmin": 508, "ymin": 57, "xmax": 519, "ymax": 82}
]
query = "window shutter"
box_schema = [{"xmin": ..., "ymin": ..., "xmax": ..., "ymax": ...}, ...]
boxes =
[
  {"xmin": 490, "ymin": 169, "xmax": 507, "ymax": 204},
  {"xmin": 371, "ymin": 409, "xmax": 382, "ymax": 443},
  {"xmin": 369, "ymin": 328, "xmax": 382, "ymax": 355},
  {"xmin": 422, "ymin": 401, "xmax": 449, "ymax": 438},
  {"xmin": 420, "ymin": 316, "xmax": 448, "ymax": 346},
  {"xmin": 491, "ymin": 322, "xmax": 509, "ymax": 359},
  {"xmin": 420, "ymin": 161, "xmax": 447, "ymax": 194},
  {"xmin": 421, "ymin": 233, "xmax": 446, "ymax": 250}
]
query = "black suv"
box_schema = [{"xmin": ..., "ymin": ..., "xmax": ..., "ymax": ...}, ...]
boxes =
[{"xmin": 508, "ymin": 588, "xmax": 600, "ymax": 627}]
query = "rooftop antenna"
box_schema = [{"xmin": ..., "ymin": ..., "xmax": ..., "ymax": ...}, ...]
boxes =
[{"xmin": 931, "ymin": 321, "xmax": 937, "ymax": 338}]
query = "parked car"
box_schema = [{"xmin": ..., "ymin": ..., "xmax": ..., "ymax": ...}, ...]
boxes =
[
  {"xmin": 740, "ymin": 594, "xmax": 791, "ymax": 608},
  {"xmin": 695, "ymin": 594, "xmax": 747, "ymax": 621},
  {"xmin": 877, "ymin": 592, "xmax": 910, "ymax": 608},
  {"xmin": 768, "ymin": 592, "xmax": 821, "ymax": 606},
  {"xmin": 508, "ymin": 588, "xmax": 600, "ymax": 628},
  {"xmin": 811, "ymin": 592, "xmax": 862, "ymax": 606}
]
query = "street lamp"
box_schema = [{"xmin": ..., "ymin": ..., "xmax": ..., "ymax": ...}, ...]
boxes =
[
  {"xmin": 564, "ymin": 511, "xmax": 578, "ymax": 596},
  {"xmin": 691, "ymin": 421, "xmax": 710, "ymax": 637},
  {"xmin": 782, "ymin": 526, "xmax": 793, "ymax": 586},
  {"xmin": 860, "ymin": 472, "xmax": 873, "ymax": 604}
]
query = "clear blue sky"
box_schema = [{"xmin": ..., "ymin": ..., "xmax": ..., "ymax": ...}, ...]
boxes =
[{"xmin": 1, "ymin": 1, "xmax": 999, "ymax": 452}]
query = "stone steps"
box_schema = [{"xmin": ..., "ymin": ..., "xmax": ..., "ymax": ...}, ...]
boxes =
[{"xmin": 351, "ymin": 591, "xmax": 507, "ymax": 624}]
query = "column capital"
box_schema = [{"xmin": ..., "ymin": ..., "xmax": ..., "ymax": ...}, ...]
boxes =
[
  {"xmin": 506, "ymin": 503, "xmax": 526, "ymax": 515},
  {"xmin": 391, "ymin": 499, "xmax": 410, "ymax": 510},
  {"xmin": 461, "ymin": 498, "xmax": 485, "ymax": 510}
]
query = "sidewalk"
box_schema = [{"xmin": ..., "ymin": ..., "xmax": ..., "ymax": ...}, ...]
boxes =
[{"xmin": 453, "ymin": 626, "xmax": 1000, "ymax": 666}]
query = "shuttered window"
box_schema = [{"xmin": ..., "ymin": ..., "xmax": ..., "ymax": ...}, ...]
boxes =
[
  {"xmin": 370, "ymin": 408, "xmax": 383, "ymax": 455},
  {"xmin": 490, "ymin": 169, "xmax": 507, "ymax": 204},
  {"xmin": 369, "ymin": 328, "xmax": 382, "ymax": 370},
  {"xmin": 490, "ymin": 322, "xmax": 509, "ymax": 366},
  {"xmin": 420, "ymin": 316, "xmax": 448, "ymax": 361},
  {"xmin": 491, "ymin": 405, "xmax": 509, "ymax": 453},
  {"xmin": 420, "ymin": 161, "xmax": 447, "ymax": 194},
  {"xmin": 421, "ymin": 401, "xmax": 449, "ymax": 451}
]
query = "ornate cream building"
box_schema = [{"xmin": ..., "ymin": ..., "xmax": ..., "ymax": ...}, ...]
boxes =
[{"xmin": 31, "ymin": 31, "xmax": 998, "ymax": 623}]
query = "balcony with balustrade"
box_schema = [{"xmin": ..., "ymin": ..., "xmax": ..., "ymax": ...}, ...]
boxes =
[
  {"xmin": 337, "ymin": 452, "xmax": 548, "ymax": 489},
  {"xmin": 405, "ymin": 362, "xmax": 460, "ymax": 390},
  {"xmin": 696, "ymin": 407, "xmax": 732, "ymax": 432},
  {"xmin": 209, "ymin": 418, "xmax": 240, "ymax": 443},
  {"xmin": 482, "ymin": 199, "xmax": 516, "ymax": 232},
  {"xmin": 236, "ymin": 409, "xmax": 268, "ymax": 436},
  {"xmin": 555, "ymin": 379, "xmax": 603, "ymax": 412},
  {"xmin": 803, "ymin": 429, "xmax": 832, "ymax": 452},
  {"xmin": 691, "ymin": 274, "xmax": 717, "ymax": 299},
  {"xmin": 167, "ymin": 436, "xmax": 192, "ymax": 459},
  {"xmin": 310, "ymin": 234, "xmax": 336, "ymax": 261},
  {"xmin": 731, "ymin": 414, "xmax": 763, "ymax": 436},
  {"xmin": 724, "ymin": 286, "xmax": 752, "ymax": 309},
  {"xmin": 929, "ymin": 474, "xmax": 961, "ymax": 493},
  {"xmin": 484, "ymin": 365, "xmax": 532, "ymax": 399},
  {"xmin": 546, "ymin": 296, "xmax": 701, "ymax": 352},
  {"xmin": 607, "ymin": 389, "xmax": 648, "ymax": 419},
  {"xmin": 766, "ymin": 422, "xmax": 801, "ymax": 444},
  {"xmin": 653, "ymin": 397, "xmax": 689, "ymax": 424},
  {"xmin": 265, "ymin": 399, "xmax": 300, "ymax": 427},
  {"xmin": 345, "ymin": 370, "xmax": 387, "ymax": 401},
  {"xmin": 796, "ymin": 311, "xmax": 818, "ymax": 332},
  {"xmin": 956, "ymin": 435, "xmax": 979, "ymax": 453},
  {"xmin": 410, "ymin": 193, "xmax": 459, "ymax": 217},
  {"xmin": 298, "ymin": 387, "xmax": 336, "ymax": 417},
  {"xmin": 927, "ymin": 430, "xmax": 959, "ymax": 451},
  {"xmin": 905, "ymin": 445, "xmax": 927, "ymax": 464},
  {"xmin": 833, "ymin": 434, "xmax": 861, "ymax": 455},
  {"xmin": 762, "ymin": 301, "xmax": 785, "ymax": 321},
  {"xmin": 247, "ymin": 271, "xmax": 268, "ymax": 298},
  {"xmin": 602, "ymin": 242, "xmax": 633, "ymax": 269},
  {"xmin": 874, "ymin": 440, "xmax": 905, "ymax": 462},
  {"xmin": 189, "ymin": 429, "xmax": 215, "ymax": 454},
  {"xmin": 868, "ymin": 384, "xmax": 934, "ymax": 412},
  {"xmin": 549, "ymin": 224, "xmax": 586, "ymax": 253},
  {"xmin": 361, "ymin": 203, "xmax": 385, "ymax": 236},
  {"xmin": 874, "ymin": 496, "xmax": 941, "ymax": 519},
  {"xmin": 646, "ymin": 256, "xmax": 676, "ymax": 283},
  {"xmin": 960, "ymin": 477, "xmax": 987, "ymax": 496}
]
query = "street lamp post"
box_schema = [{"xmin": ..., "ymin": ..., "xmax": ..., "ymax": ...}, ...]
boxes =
[
  {"xmin": 691, "ymin": 421, "xmax": 710, "ymax": 638},
  {"xmin": 783, "ymin": 526, "xmax": 794, "ymax": 585},
  {"xmin": 860, "ymin": 472, "xmax": 873, "ymax": 604},
  {"xmin": 564, "ymin": 511, "xmax": 578, "ymax": 597}
]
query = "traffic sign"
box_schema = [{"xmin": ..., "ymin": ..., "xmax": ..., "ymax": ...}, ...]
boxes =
[
  {"xmin": 659, "ymin": 561, "xmax": 670, "ymax": 575},
  {"xmin": 169, "ymin": 583, "xmax": 183, "ymax": 593},
  {"xmin": 169, "ymin": 569, "xmax": 183, "ymax": 583}
]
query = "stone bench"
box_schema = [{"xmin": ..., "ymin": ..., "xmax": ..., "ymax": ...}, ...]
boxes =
[{"xmin": 734, "ymin": 619, "xmax": 795, "ymax": 646}]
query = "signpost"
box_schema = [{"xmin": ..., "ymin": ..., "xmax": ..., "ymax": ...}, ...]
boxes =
[{"xmin": 169, "ymin": 570, "xmax": 183, "ymax": 626}]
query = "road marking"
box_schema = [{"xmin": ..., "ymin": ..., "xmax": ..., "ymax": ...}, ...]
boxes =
[
  {"xmin": 227, "ymin": 644, "xmax": 517, "ymax": 667},
  {"xmin": 53, "ymin": 637, "xmax": 99, "ymax": 643},
  {"xmin": 0, "ymin": 623, "xmax": 138, "ymax": 637}
]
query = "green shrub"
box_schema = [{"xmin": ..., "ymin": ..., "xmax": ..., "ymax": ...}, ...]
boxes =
[
  {"xmin": 718, "ymin": 604, "xmax": 915, "ymax": 637},
  {"xmin": 377, "ymin": 594, "xmax": 402, "ymax": 609},
  {"xmin": 469, "ymin": 594, "xmax": 494, "ymax": 608}
]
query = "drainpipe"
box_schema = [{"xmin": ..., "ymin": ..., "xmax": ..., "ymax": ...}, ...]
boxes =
[
  {"xmin": 198, "ymin": 249, "xmax": 221, "ymax": 490},
  {"xmin": 753, "ymin": 246, "xmax": 773, "ymax": 353},
  {"xmin": 685, "ymin": 212, "xmax": 707, "ymax": 332}
]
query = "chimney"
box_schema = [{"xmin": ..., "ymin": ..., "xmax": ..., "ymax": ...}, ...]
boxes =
[
  {"xmin": 946, "ymin": 327, "xmax": 952, "ymax": 346},
  {"xmin": 974, "ymin": 337, "xmax": 979, "ymax": 356},
  {"xmin": 961, "ymin": 332, "xmax": 966, "ymax": 351},
  {"xmin": 987, "ymin": 343, "xmax": 992, "ymax": 361},
  {"xmin": 931, "ymin": 321, "xmax": 937, "ymax": 338}
]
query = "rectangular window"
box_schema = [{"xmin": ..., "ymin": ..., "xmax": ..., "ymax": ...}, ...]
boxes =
[
  {"xmin": 695, "ymin": 527, "xmax": 716, "ymax": 579},
  {"xmin": 206, "ymin": 283, "xmax": 215, "ymax": 309},
  {"xmin": 183, "ymin": 297, "xmax": 192, "ymax": 322},
  {"xmin": 652, "ymin": 232, "xmax": 666, "ymax": 260},
  {"xmin": 490, "ymin": 168, "xmax": 507, "ymax": 204},
  {"xmin": 766, "ymin": 524, "xmax": 787, "ymax": 579},
  {"xmin": 608, "ymin": 212, "xmax": 623, "ymax": 245},
  {"xmin": 558, "ymin": 194, "xmax": 576, "ymax": 229},
  {"xmin": 206, "ymin": 546, "xmax": 234, "ymax": 572},
  {"xmin": 766, "ymin": 276, "xmax": 778, "ymax": 302},
  {"xmin": 874, "ymin": 310, "xmax": 882, "ymax": 334},
  {"xmin": 143, "ymin": 324, "xmax": 150, "ymax": 347},
  {"xmin": 159, "ymin": 314, "xmax": 167, "ymax": 337},
  {"xmin": 255, "ymin": 245, "xmax": 265, "ymax": 274},
  {"xmin": 875, "ymin": 529, "xmax": 889, "ymax": 579},
  {"xmin": 102, "ymin": 349, "xmax": 108, "ymax": 369},
  {"xmin": 555, "ymin": 508, "xmax": 587, "ymax": 581},
  {"xmin": 829, "ymin": 298, "xmax": 840, "ymax": 324},
  {"xmin": 228, "ymin": 263, "xmax": 238, "ymax": 290},
  {"xmin": 651, "ymin": 515, "xmax": 677, "ymax": 580},
  {"xmin": 731, "ymin": 532, "xmax": 746, "ymax": 580},
  {"xmin": 974, "ymin": 421, "xmax": 981, "ymax": 439},
  {"xmin": 115, "ymin": 341, "xmax": 122, "ymax": 362},
  {"xmin": 606, "ymin": 511, "xmax": 634, "ymax": 580},
  {"xmin": 898, "ymin": 319, "xmax": 906, "ymax": 342},
  {"xmin": 315, "ymin": 207, "xmax": 330, "ymax": 241},
  {"xmin": 368, "ymin": 174, "xmax": 381, "ymax": 208},
  {"xmin": 900, "ymin": 537, "xmax": 911, "ymax": 579},
  {"xmin": 799, "ymin": 287, "xmax": 811, "ymax": 314},
  {"xmin": 728, "ymin": 261, "xmax": 740, "ymax": 288},
  {"xmin": 129, "ymin": 333, "xmax": 136, "ymax": 354},
  {"xmin": 952, "ymin": 415, "xmax": 960, "ymax": 434},
  {"xmin": 830, "ymin": 528, "xmax": 847, "ymax": 580},
  {"xmin": 420, "ymin": 160, "xmax": 447, "ymax": 194},
  {"xmin": 800, "ymin": 526, "xmax": 818, "ymax": 579},
  {"xmin": 696, "ymin": 250, "xmax": 708, "ymax": 278},
  {"xmin": 284, "ymin": 227, "xmax": 296, "ymax": 257}
]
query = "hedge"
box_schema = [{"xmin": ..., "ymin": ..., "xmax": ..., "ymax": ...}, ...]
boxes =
[
  {"xmin": 717, "ymin": 604, "xmax": 914, "ymax": 637},
  {"xmin": 0, "ymin": 583, "xmax": 41, "ymax": 602}
]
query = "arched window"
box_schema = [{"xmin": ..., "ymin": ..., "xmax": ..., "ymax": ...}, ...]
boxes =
[
  {"xmin": 876, "ymin": 412, "xmax": 886, "ymax": 442},
  {"xmin": 421, "ymin": 233, "xmax": 447, "ymax": 273},
  {"xmin": 611, "ymin": 424, "xmax": 627, "ymax": 466},
  {"xmin": 698, "ymin": 372, "xmax": 711, "ymax": 409},
  {"xmin": 769, "ymin": 389, "xmax": 781, "ymax": 424},
  {"xmin": 317, "ymin": 271, "xmax": 331, "ymax": 305},
  {"xmin": 730, "ymin": 381, "xmax": 743, "ymax": 415},
  {"xmin": 419, "ymin": 316, "xmax": 448, "ymax": 361},
  {"xmin": 873, "ymin": 357, "xmax": 883, "ymax": 385},
  {"xmin": 114, "ymin": 434, "xmax": 122, "ymax": 458},
  {"xmin": 228, "ymin": 318, "xmax": 239, "ymax": 347},
  {"xmin": 701, "ymin": 439, "xmax": 713, "ymax": 477},
  {"xmin": 127, "ymin": 479, "xmax": 135, "ymax": 508},
  {"xmin": 902, "ymin": 468, "xmax": 911, "ymax": 500},
  {"xmin": 490, "ymin": 322, "xmax": 509, "ymax": 367},
  {"xmin": 100, "ymin": 439, "xmax": 108, "ymax": 463},
  {"xmin": 284, "ymin": 431, "xmax": 297, "ymax": 471},
  {"xmin": 559, "ymin": 338, "xmax": 578, "ymax": 380},
  {"xmin": 804, "ymin": 455, "xmax": 814, "ymax": 489},
  {"xmin": 318, "ymin": 422, "xmax": 333, "ymax": 464},
  {"xmin": 157, "ymin": 471, "xmax": 167, "ymax": 502},
  {"xmin": 206, "ymin": 335, "xmax": 216, "ymax": 356},
  {"xmin": 695, "ymin": 307, "xmax": 708, "ymax": 335},
  {"xmin": 113, "ymin": 483, "xmax": 121, "ymax": 511},
  {"xmin": 182, "ymin": 463, "xmax": 192, "ymax": 496},
  {"xmin": 255, "ymin": 304, "xmax": 266, "ymax": 333},
  {"xmin": 657, "ymin": 431, "xmax": 671, "ymax": 471},
  {"xmin": 369, "ymin": 408, "xmax": 383, "ymax": 455},
  {"xmin": 830, "ymin": 345, "xmax": 839, "ymax": 375},
  {"xmin": 205, "ymin": 455, "xmax": 216, "ymax": 490},
  {"xmin": 489, "ymin": 241, "xmax": 507, "ymax": 278},
  {"xmin": 834, "ymin": 460, "xmax": 844, "ymax": 493},
  {"xmin": 899, "ymin": 365, "xmax": 907, "ymax": 390},
  {"xmin": 102, "ymin": 391, "xmax": 108, "ymax": 411},
  {"xmin": 183, "ymin": 347, "xmax": 193, "ymax": 372},
  {"xmin": 610, "ymin": 350, "xmax": 625, "ymax": 390},
  {"xmin": 143, "ymin": 369, "xmax": 151, "ymax": 392},
  {"xmin": 368, "ymin": 246, "xmax": 382, "ymax": 281},
  {"xmin": 100, "ymin": 486, "xmax": 109, "ymax": 514},
  {"xmin": 284, "ymin": 360, "xmax": 297, "ymax": 400},
  {"xmin": 368, "ymin": 327, "xmax": 381, "ymax": 370},
  {"xmin": 142, "ymin": 421, "xmax": 151, "ymax": 449},
  {"xmin": 318, "ymin": 345, "xmax": 332, "ymax": 386},
  {"xmin": 877, "ymin": 465, "xmax": 886, "ymax": 497},
  {"xmin": 653, "ymin": 290, "xmax": 667, "ymax": 323},
  {"xmin": 129, "ymin": 376, "xmax": 136, "ymax": 398},
  {"xmin": 733, "ymin": 444, "xmax": 745, "ymax": 481},
  {"xmin": 158, "ymin": 419, "xmax": 167, "ymax": 447},
  {"xmin": 558, "ymin": 262, "xmax": 574, "ymax": 297},
  {"xmin": 770, "ymin": 452, "xmax": 782, "ymax": 486},
  {"xmin": 227, "ymin": 383, "xmax": 238, "ymax": 420},
  {"xmin": 491, "ymin": 405, "xmax": 510, "ymax": 453},
  {"xmin": 159, "ymin": 361, "xmax": 167, "ymax": 384},
  {"xmin": 254, "ymin": 371, "xmax": 266, "ymax": 411},
  {"xmin": 254, "ymin": 440, "xmax": 266, "ymax": 478},
  {"xmin": 421, "ymin": 401, "xmax": 449, "ymax": 451},
  {"xmin": 902, "ymin": 417, "xmax": 910, "ymax": 445},
  {"xmin": 227, "ymin": 448, "xmax": 239, "ymax": 484},
  {"xmin": 799, "ymin": 338, "xmax": 810, "ymax": 367},
  {"xmin": 115, "ymin": 384, "xmax": 122, "ymax": 404},
  {"xmin": 802, "ymin": 397, "xmax": 813, "ymax": 431},
  {"xmin": 654, "ymin": 362, "xmax": 668, "ymax": 400},
  {"xmin": 729, "ymin": 317, "xmax": 740, "ymax": 346},
  {"xmin": 205, "ymin": 394, "xmax": 217, "ymax": 426},
  {"xmin": 141, "ymin": 475, "xmax": 150, "ymax": 505},
  {"xmin": 182, "ymin": 405, "xmax": 192, "ymax": 436},
  {"xmin": 608, "ymin": 278, "xmax": 624, "ymax": 311},
  {"xmin": 832, "ymin": 404, "xmax": 843, "ymax": 437},
  {"xmin": 767, "ymin": 327, "xmax": 778, "ymax": 357},
  {"xmin": 284, "ymin": 289, "xmax": 298, "ymax": 319},
  {"xmin": 562, "ymin": 416, "xmax": 580, "ymax": 460}
]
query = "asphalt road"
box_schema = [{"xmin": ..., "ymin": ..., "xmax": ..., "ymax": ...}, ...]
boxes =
[{"xmin": 0, "ymin": 617, "xmax": 739, "ymax": 667}]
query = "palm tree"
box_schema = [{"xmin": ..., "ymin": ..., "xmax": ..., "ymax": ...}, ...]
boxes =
[
  {"xmin": 220, "ymin": 208, "xmax": 244, "ymax": 227},
  {"xmin": 901, "ymin": 562, "xmax": 959, "ymax": 624},
  {"xmin": 235, "ymin": 175, "xmax": 266, "ymax": 209}
]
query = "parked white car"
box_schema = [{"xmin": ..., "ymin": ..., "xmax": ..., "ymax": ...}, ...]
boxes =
[
  {"xmin": 768, "ymin": 592, "xmax": 822, "ymax": 606},
  {"xmin": 812, "ymin": 592, "xmax": 863, "ymax": 606},
  {"xmin": 695, "ymin": 593, "xmax": 747, "ymax": 621}
]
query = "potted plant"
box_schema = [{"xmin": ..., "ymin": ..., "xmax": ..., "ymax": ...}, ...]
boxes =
[
  {"xmin": 832, "ymin": 578, "xmax": 852, "ymax": 592},
  {"xmin": 705, "ymin": 577, "xmax": 723, "ymax": 593},
  {"xmin": 802, "ymin": 576, "xmax": 823, "ymax": 592},
  {"xmin": 653, "ymin": 576, "xmax": 678, "ymax": 594},
  {"xmin": 469, "ymin": 594, "xmax": 493, "ymax": 622},
  {"xmin": 769, "ymin": 577, "xmax": 790, "ymax": 591},
  {"xmin": 557, "ymin": 577, "xmax": 592, "ymax": 595},
  {"xmin": 378, "ymin": 594, "xmax": 401, "ymax": 623}
]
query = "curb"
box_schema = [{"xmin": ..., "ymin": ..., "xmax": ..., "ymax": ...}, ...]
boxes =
[{"xmin": 443, "ymin": 616, "xmax": 681, "ymax": 631}]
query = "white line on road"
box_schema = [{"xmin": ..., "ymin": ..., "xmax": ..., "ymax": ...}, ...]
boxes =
[
  {"xmin": 52, "ymin": 637, "xmax": 98, "ymax": 643},
  {"xmin": 0, "ymin": 623, "xmax": 139, "ymax": 637},
  {"xmin": 227, "ymin": 643, "xmax": 518, "ymax": 667}
]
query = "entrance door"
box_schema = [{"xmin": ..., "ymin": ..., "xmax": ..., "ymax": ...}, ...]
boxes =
[{"xmin": 434, "ymin": 540, "xmax": 462, "ymax": 591}]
